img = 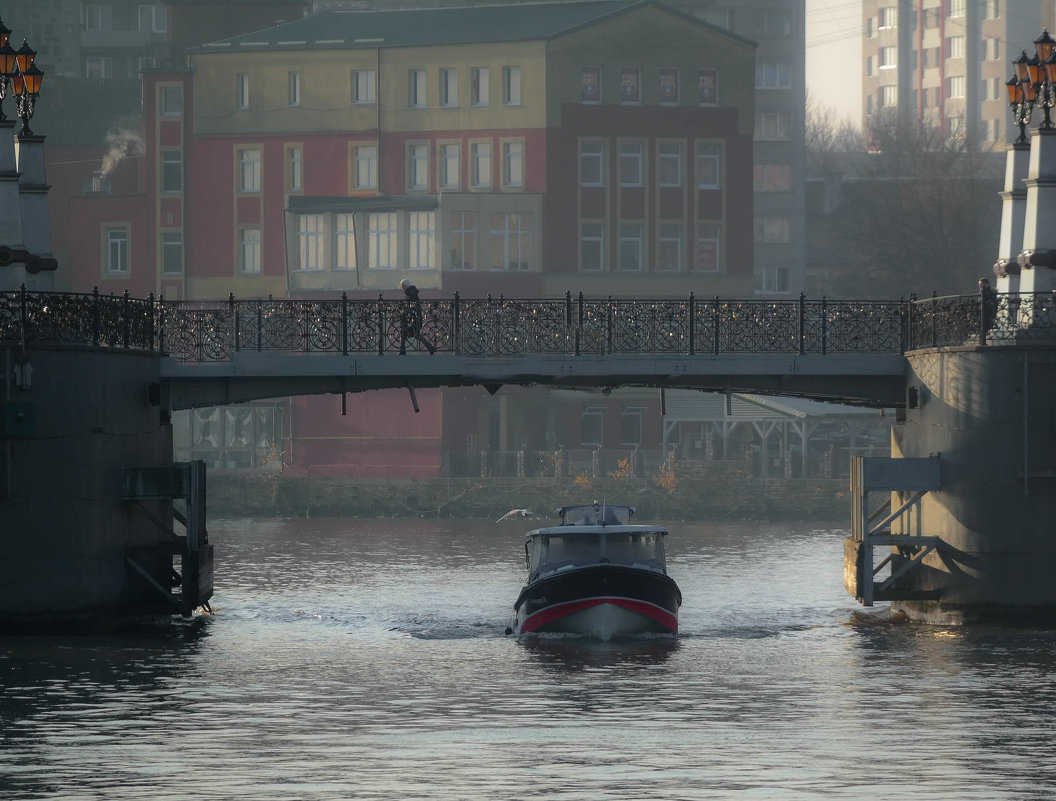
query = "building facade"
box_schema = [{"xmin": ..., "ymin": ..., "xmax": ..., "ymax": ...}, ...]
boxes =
[{"xmin": 861, "ymin": 0, "xmax": 1056, "ymax": 145}]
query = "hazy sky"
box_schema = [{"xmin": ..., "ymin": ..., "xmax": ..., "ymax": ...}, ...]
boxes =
[{"xmin": 805, "ymin": 0, "xmax": 863, "ymax": 124}]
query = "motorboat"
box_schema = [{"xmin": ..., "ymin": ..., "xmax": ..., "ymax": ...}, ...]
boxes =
[{"xmin": 513, "ymin": 502, "xmax": 682, "ymax": 640}]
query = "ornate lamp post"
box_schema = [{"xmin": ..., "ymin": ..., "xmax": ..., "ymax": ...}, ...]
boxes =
[
  {"xmin": 8, "ymin": 39, "xmax": 41, "ymax": 137},
  {"xmin": 1028, "ymin": 29, "xmax": 1056, "ymax": 129},
  {"xmin": 0, "ymin": 18, "xmax": 14, "ymax": 122},
  {"xmin": 1007, "ymin": 73, "xmax": 1036, "ymax": 145}
]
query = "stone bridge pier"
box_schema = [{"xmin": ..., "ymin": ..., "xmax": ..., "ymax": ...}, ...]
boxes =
[{"xmin": 886, "ymin": 347, "xmax": 1056, "ymax": 624}]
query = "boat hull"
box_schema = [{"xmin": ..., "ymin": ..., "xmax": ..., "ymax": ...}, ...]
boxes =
[{"xmin": 515, "ymin": 565, "xmax": 681, "ymax": 639}]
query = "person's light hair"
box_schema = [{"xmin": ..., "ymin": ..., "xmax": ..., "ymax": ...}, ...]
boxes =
[{"xmin": 399, "ymin": 278, "xmax": 410, "ymax": 290}]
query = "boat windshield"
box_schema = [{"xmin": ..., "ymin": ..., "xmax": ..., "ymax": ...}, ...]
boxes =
[{"xmin": 530, "ymin": 530, "xmax": 665, "ymax": 576}]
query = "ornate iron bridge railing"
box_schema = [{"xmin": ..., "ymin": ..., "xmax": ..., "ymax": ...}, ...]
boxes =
[{"xmin": 1, "ymin": 287, "xmax": 1050, "ymax": 363}]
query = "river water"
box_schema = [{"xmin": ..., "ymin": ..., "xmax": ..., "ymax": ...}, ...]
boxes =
[{"xmin": 3, "ymin": 517, "xmax": 1056, "ymax": 800}]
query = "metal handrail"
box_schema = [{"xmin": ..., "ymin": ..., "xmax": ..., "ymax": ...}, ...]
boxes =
[{"xmin": 2, "ymin": 286, "xmax": 1043, "ymax": 363}]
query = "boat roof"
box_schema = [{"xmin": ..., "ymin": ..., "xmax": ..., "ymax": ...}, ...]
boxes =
[{"xmin": 527, "ymin": 502, "xmax": 667, "ymax": 536}]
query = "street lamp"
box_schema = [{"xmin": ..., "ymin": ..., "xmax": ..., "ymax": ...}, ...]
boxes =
[
  {"xmin": 0, "ymin": 18, "xmax": 14, "ymax": 122},
  {"xmin": 6, "ymin": 38, "xmax": 42, "ymax": 137},
  {"xmin": 1031, "ymin": 29, "xmax": 1056, "ymax": 130},
  {"xmin": 1008, "ymin": 74, "xmax": 1035, "ymax": 145}
]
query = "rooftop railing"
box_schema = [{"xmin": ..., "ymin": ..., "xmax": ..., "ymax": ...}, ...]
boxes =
[{"xmin": 1, "ymin": 287, "xmax": 1049, "ymax": 363}]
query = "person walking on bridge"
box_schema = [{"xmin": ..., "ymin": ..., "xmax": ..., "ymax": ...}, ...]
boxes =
[{"xmin": 399, "ymin": 278, "xmax": 436, "ymax": 354}]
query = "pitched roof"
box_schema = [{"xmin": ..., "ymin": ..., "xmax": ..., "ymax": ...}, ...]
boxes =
[{"xmin": 191, "ymin": 0, "xmax": 742, "ymax": 53}]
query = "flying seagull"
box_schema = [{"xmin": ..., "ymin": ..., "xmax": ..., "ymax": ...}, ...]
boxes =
[{"xmin": 495, "ymin": 508, "xmax": 541, "ymax": 523}]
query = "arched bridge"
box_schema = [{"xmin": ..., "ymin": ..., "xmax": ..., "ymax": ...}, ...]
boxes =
[{"xmin": 1, "ymin": 288, "xmax": 1039, "ymax": 409}]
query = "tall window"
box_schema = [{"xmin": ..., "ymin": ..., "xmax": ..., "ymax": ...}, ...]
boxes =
[
  {"xmin": 85, "ymin": 4, "xmax": 112, "ymax": 31},
  {"xmin": 408, "ymin": 144, "xmax": 429, "ymax": 190},
  {"xmin": 489, "ymin": 213, "xmax": 531, "ymax": 271},
  {"xmin": 440, "ymin": 68, "xmax": 458, "ymax": 107},
  {"xmin": 105, "ymin": 227, "xmax": 128, "ymax": 274},
  {"xmin": 471, "ymin": 142, "xmax": 491, "ymax": 188},
  {"xmin": 368, "ymin": 212, "xmax": 397, "ymax": 269},
  {"xmin": 85, "ymin": 57, "xmax": 112, "ymax": 79},
  {"xmin": 756, "ymin": 112, "xmax": 790, "ymax": 139},
  {"xmin": 753, "ymin": 164, "xmax": 791, "ymax": 191},
  {"xmin": 298, "ymin": 215, "xmax": 324, "ymax": 270},
  {"xmin": 471, "ymin": 67, "xmax": 489, "ymax": 106},
  {"xmin": 450, "ymin": 211, "xmax": 476, "ymax": 270},
  {"xmin": 161, "ymin": 231, "xmax": 183, "ymax": 274},
  {"xmin": 754, "ymin": 216, "xmax": 791, "ymax": 243},
  {"xmin": 236, "ymin": 74, "xmax": 249, "ymax": 109},
  {"xmin": 237, "ymin": 148, "xmax": 261, "ymax": 192},
  {"xmin": 440, "ymin": 143, "xmax": 460, "ymax": 190},
  {"xmin": 409, "ymin": 69, "xmax": 427, "ymax": 108},
  {"xmin": 756, "ymin": 60, "xmax": 790, "ymax": 88},
  {"xmin": 353, "ymin": 145, "xmax": 377, "ymax": 189},
  {"xmin": 580, "ymin": 140, "xmax": 605, "ymax": 186},
  {"xmin": 352, "ymin": 70, "xmax": 376, "ymax": 104},
  {"xmin": 502, "ymin": 141, "xmax": 524, "ymax": 188},
  {"xmin": 694, "ymin": 223, "xmax": 721, "ymax": 272},
  {"xmin": 502, "ymin": 66, "xmax": 521, "ymax": 105},
  {"xmin": 161, "ymin": 150, "xmax": 182, "ymax": 193},
  {"xmin": 288, "ymin": 71, "xmax": 300, "ymax": 106},
  {"xmin": 620, "ymin": 142, "xmax": 644, "ymax": 186},
  {"xmin": 138, "ymin": 4, "xmax": 166, "ymax": 32},
  {"xmin": 620, "ymin": 407, "xmax": 644, "ymax": 446},
  {"xmin": 880, "ymin": 47, "xmax": 897, "ymax": 68},
  {"xmin": 334, "ymin": 214, "xmax": 356, "ymax": 270},
  {"xmin": 581, "ymin": 407, "xmax": 604, "ymax": 446},
  {"xmin": 658, "ymin": 141, "xmax": 682, "ymax": 187},
  {"xmin": 948, "ymin": 75, "xmax": 966, "ymax": 98},
  {"xmin": 949, "ymin": 0, "xmax": 965, "ymax": 16},
  {"xmin": 286, "ymin": 145, "xmax": 303, "ymax": 192},
  {"xmin": 878, "ymin": 7, "xmax": 897, "ymax": 28},
  {"xmin": 948, "ymin": 36, "xmax": 965, "ymax": 59},
  {"xmin": 160, "ymin": 85, "xmax": 182, "ymax": 116},
  {"xmin": 618, "ymin": 223, "xmax": 643, "ymax": 271},
  {"xmin": 239, "ymin": 228, "xmax": 261, "ymax": 274},
  {"xmin": 580, "ymin": 222, "xmax": 605, "ymax": 271},
  {"xmin": 695, "ymin": 142, "xmax": 722, "ymax": 188},
  {"xmin": 408, "ymin": 211, "xmax": 436, "ymax": 270},
  {"xmin": 657, "ymin": 223, "xmax": 682, "ymax": 271}
]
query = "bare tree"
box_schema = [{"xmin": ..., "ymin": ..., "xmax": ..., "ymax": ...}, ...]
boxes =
[{"xmin": 806, "ymin": 107, "xmax": 1003, "ymax": 299}]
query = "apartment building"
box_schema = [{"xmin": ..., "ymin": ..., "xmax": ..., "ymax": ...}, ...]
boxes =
[{"xmin": 862, "ymin": 0, "xmax": 1056, "ymax": 145}]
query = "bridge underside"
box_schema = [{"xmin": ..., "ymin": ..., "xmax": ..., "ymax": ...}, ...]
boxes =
[{"xmin": 160, "ymin": 353, "xmax": 908, "ymax": 410}]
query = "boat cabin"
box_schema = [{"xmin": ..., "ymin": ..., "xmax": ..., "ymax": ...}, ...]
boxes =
[{"xmin": 523, "ymin": 504, "xmax": 668, "ymax": 581}]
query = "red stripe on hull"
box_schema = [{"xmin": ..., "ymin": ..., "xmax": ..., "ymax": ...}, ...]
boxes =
[{"xmin": 519, "ymin": 596, "xmax": 677, "ymax": 635}]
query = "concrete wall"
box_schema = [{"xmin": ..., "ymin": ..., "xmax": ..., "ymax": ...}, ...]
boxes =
[
  {"xmin": 894, "ymin": 347, "xmax": 1056, "ymax": 622},
  {"xmin": 0, "ymin": 346, "xmax": 173, "ymax": 626}
]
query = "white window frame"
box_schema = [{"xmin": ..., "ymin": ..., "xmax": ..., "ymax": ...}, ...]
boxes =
[
  {"xmin": 408, "ymin": 143, "xmax": 429, "ymax": 191},
  {"xmin": 334, "ymin": 213, "xmax": 356, "ymax": 271},
  {"xmin": 368, "ymin": 212, "xmax": 398, "ymax": 269},
  {"xmin": 620, "ymin": 141, "xmax": 644, "ymax": 187},
  {"xmin": 137, "ymin": 4, "xmax": 166, "ymax": 32},
  {"xmin": 502, "ymin": 140, "xmax": 524, "ymax": 188},
  {"xmin": 237, "ymin": 148, "xmax": 261, "ymax": 193},
  {"xmin": 105, "ymin": 226, "xmax": 129, "ymax": 275},
  {"xmin": 160, "ymin": 85, "xmax": 182, "ymax": 117},
  {"xmin": 580, "ymin": 222, "xmax": 605, "ymax": 272},
  {"xmin": 471, "ymin": 142, "xmax": 492, "ymax": 189},
  {"xmin": 353, "ymin": 145, "xmax": 378, "ymax": 190},
  {"xmin": 440, "ymin": 143, "xmax": 460, "ymax": 190},
  {"xmin": 695, "ymin": 141, "xmax": 722, "ymax": 189},
  {"xmin": 756, "ymin": 60, "xmax": 790, "ymax": 89},
  {"xmin": 161, "ymin": 150, "xmax": 182, "ymax": 193},
  {"xmin": 239, "ymin": 228, "xmax": 261, "ymax": 274},
  {"xmin": 618, "ymin": 222, "xmax": 644, "ymax": 272},
  {"xmin": 288, "ymin": 71, "xmax": 300, "ymax": 106},
  {"xmin": 471, "ymin": 67, "xmax": 490, "ymax": 106},
  {"xmin": 657, "ymin": 141, "xmax": 683, "ymax": 187},
  {"xmin": 408, "ymin": 211, "xmax": 436, "ymax": 270},
  {"xmin": 489, "ymin": 212, "xmax": 531, "ymax": 271},
  {"xmin": 236, "ymin": 73, "xmax": 249, "ymax": 109},
  {"xmin": 286, "ymin": 145, "xmax": 303, "ymax": 192},
  {"xmin": 580, "ymin": 140, "xmax": 605, "ymax": 187},
  {"xmin": 298, "ymin": 214, "xmax": 325, "ymax": 271},
  {"xmin": 440, "ymin": 68, "xmax": 458, "ymax": 107},
  {"xmin": 619, "ymin": 407, "xmax": 644, "ymax": 446},
  {"xmin": 502, "ymin": 66, "xmax": 521, "ymax": 105},
  {"xmin": 450, "ymin": 211, "xmax": 477, "ymax": 270},
  {"xmin": 581, "ymin": 407, "xmax": 605, "ymax": 447},
  {"xmin": 352, "ymin": 69, "xmax": 376, "ymax": 104},
  {"xmin": 85, "ymin": 4, "xmax": 113, "ymax": 31},
  {"xmin": 85, "ymin": 56, "xmax": 112, "ymax": 79},
  {"xmin": 161, "ymin": 231, "xmax": 183, "ymax": 275},
  {"xmin": 409, "ymin": 69, "xmax": 427, "ymax": 108},
  {"xmin": 657, "ymin": 223, "xmax": 683, "ymax": 272}
]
